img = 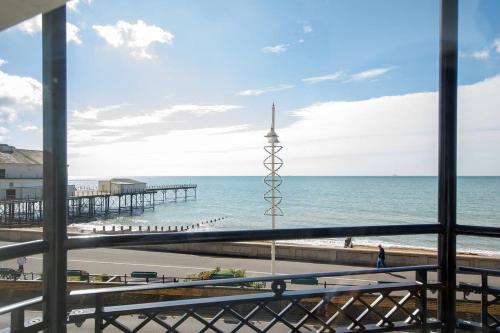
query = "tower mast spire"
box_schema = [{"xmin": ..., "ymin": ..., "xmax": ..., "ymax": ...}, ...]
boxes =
[{"xmin": 264, "ymin": 103, "xmax": 283, "ymax": 275}]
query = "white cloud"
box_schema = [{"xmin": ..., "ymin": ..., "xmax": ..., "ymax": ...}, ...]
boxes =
[
  {"xmin": 303, "ymin": 25, "xmax": 313, "ymax": 34},
  {"xmin": 471, "ymin": 50, "xmax": 490, "ymax": 60},
  {"xmin": 298, "ymin": 39, "xmax": 304, "ymax": 44},
  {"xmin": 18, "ymin": 15, "xmax": 42, "ymax": 34},
  {"xmin": 237, "ymin": 84, "xmax": 294, "ymax": 96},
  {"xmin": 0, "ymin": 59, "xmax": 7, "ymax": 67},
  {"xmin": 66, "ymin": 23, "xmax": 83, "ymax": 45},
  {"xmin": 302, "ymin": 72, "xmax": 345, "ymax": 84},
  {"xmin": 72, "ymin": 104, "xmax": 123, "ymax": 120},
  {"xmin": 72, "ymin": 74, "xmax": 500, "ymax": 176},
  {"xmin": 302, "ymin": 68, "xmax": 395, "ymax": 84},
  {"xmin": 67, "ymin": 0, "xmax": 80, "ymax": 11},
  {"xmin": 97, "ymin": 104, "xmax": 241, "ymax": 128},
  {"xmin": 17, "ymin": 125, "xmax": 38, "ymax": 131},
  {"xmin": 0, "ymin": 69, "xmax": 42, "ymax": 122},
  {"xmin": 67, "ymin": 0, "xmax": 92, "ymax": 11},
  {"xmin": 0, "ymin": 127, "xmax": 9, "ymax": 141},
  {"xmin": 347, "ymin": 67, "xmax": 395, "ymax": 82},
  {"xmin": 261, "ymin": 44, "xmax": 288, "ymax": 54},
  {"xmin": 18, "ymin": 15, "xmax": 83, "ymax": 45},
  {"xmin": 93, "ymin": 20, "xmax": 174, "ymax": 59},
  {"xmin": 493, "ymin": 39, "xmax": 500, "ymax": 53},
  {"xmin": 69, "ymin": 127, "xmax": 129, "ymax": 145}
]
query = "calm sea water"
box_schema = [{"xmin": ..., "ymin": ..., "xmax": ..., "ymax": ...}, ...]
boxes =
[{"xmin": 70, "ymin": 176, "xmax": 500, "ymax": 255}]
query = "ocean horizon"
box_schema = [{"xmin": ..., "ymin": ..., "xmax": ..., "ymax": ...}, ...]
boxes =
[{"xmin": 69, "ymin": 176, "xmax": 500, "ymax": 256}]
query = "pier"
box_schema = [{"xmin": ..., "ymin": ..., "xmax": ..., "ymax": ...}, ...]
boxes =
[{"xmin": 0, "ymin": 184, "xmax": 197, "ymax": 225}]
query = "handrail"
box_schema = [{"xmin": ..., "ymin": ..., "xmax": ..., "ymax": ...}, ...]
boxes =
[
  {"xmin": 0, "ymin": 296, "xmax": 42, "ymax": 316},
  {"xmin": 0, "ymin": 240, "xmax": 48, "ymax": 261},
  {"xmin": 70, "ymin": 264, "xmax": 439, "ymax": 296},
  {"xmin": 456, "ymin": 224, "xmax": 500, "ymax": 238},
  {"xmin": 71, "ymin": 281, "xmax": 439, "ymax": 318},
  {"xmin": 458, "ymin": 266, "xmax": 500, "ymax": 277},
  {"xmin": 66, "ymin": 224, "xmax": 443, "ymax": 250}
]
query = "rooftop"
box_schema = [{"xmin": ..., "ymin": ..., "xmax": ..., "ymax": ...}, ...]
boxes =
[
  {"xmin": 0, "ymin": 145, "xmax": 42, "ymax": 165},
  {"xmin": 107, "ymin": 178, "xmax": 146, "ymax": 185}
]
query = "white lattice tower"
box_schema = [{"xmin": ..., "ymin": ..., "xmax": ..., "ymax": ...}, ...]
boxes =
[{"xmin": 263, "ymin": 103, "xmax": 283, "ymax": 275}]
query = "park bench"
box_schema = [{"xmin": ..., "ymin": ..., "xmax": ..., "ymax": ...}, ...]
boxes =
[
  {"xmin": 209, "ymin": 273, "xmax": 235, "ymax": 280},
  {"xmin": 131, "ymin": 271, "xmax": 157, "ymax": 282},
  {"xmin": 0, "ymin": 268, "xmax": 21, "ymax": 280},
  {"xmin": 290, "ymin": 277, "xmax": 318, "ymax": 285},
  {"xmin": 67, "ymin": 270, "xmax": 89, "ymax": 281}
]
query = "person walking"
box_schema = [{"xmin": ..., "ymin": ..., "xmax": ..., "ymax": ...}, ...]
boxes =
[
  {"xmin": 376, "ymin": 245, "xmax": 386, "ymax": 268},
  {"xmin": 17, "ymin": 256, "xmax": 27, "ymax": 274}
]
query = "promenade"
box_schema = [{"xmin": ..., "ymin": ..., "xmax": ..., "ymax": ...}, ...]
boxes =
[{"xmin": 0, "ymin": 241, "xmax": 496, "ymax": 287}]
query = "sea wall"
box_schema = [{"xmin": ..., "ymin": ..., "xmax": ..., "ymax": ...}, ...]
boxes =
[
  {"xmin": 1, "ymin": 228, "xmax": 499, "ymax": 269},
  {"xmin": 130, "ymin": 241, "xmax": 500, "ymax": 269}
]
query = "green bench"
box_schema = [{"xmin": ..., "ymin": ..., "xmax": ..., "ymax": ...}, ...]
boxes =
[
  {"xmin": 0, "ymin": 268, "xmax": 21, "ymax": 280},
  {"xmin": 209, "ymin": 273, "xmax": 235, "ymax": 280},
  {"xmin": 131, "ymin": 271, "xmax": 157, "ymax": 282},
  {"xmin": 291, "ymin": 277, "xmax": 318, "ymax": 285},
  {"xmin": 67, "ymin": 270, "xmax": 89, "ymax": 281}
]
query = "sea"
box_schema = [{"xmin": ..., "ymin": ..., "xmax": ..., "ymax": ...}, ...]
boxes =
[{"xmin": 69, "ymin": 176, "xmax": 500, "ymax": 256}]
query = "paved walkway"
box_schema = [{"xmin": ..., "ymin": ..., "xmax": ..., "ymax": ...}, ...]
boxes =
[
  {"xmin": 2, "ymin": 241, "xmax": 496, "ymax": 287},
  {"xmin": 0, "ymin": 241, "xmax": 418, "ymax": 285}
]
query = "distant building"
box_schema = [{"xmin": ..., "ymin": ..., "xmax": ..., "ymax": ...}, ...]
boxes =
[
  {"xmin": 0, "ymin": 144, "xmax": 75, "ymax": 200},
  {"xmin": 98, "ymin": 178, "xmax": 146, "ymax": 194}
]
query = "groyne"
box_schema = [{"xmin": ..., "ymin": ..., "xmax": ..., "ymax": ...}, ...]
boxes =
[{"xmin": 1, "ymin": 227, "xmax": 499, "ymax": 269}]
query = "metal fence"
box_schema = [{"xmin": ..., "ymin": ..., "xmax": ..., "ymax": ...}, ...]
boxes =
[{"xmin": 457, "ymin": 267, "xmax": 500, "ymax": 332}]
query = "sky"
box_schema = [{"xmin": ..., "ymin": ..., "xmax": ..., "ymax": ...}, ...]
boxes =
[{"xmin": 0, "ymin": 0, "xmax": 500, "ymax": 176}]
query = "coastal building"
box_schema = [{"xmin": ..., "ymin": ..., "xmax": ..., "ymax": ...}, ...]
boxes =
[
  {"xmin": 0, "ymin": 144, "xmax": 75, "ymax": 200},
  {"xmin": 98, "ymin": 178, "xmax": 147, "ymax": 194}
]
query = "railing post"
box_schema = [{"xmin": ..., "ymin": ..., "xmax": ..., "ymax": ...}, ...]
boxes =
[
  {"xmin": 11, "ymin": 308, "xmax": 24, "ymax": 332},
  {"xmin": 437, "ymin": 0, "xmax": 458, "ymax": 332},
  {"xmin": 94, "ymin": 294, "xmax": 103, "ymax": 333},
  {"xmin": 481, "ymin": 273, "xmax": 488, "ymax": 333},
  {"xmin": 42, "ymin": 4, "xmax": 68, "ymax": 333},
  {"xmin": 416, "ymin": 270, "xmax": 428, "ymax": 333}
]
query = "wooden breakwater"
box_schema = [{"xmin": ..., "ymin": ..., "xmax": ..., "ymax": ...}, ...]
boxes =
[{"xmin": 0, "ymin": 184, "xmax": 197, "ymax": 226}]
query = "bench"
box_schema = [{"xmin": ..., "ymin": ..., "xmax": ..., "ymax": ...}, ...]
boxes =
[
  {"xmin": 0, "ymin": 268, "xmax": 21, "ymax": 280},
  {"xmin": 131, "ymin": 271, "xmax": 157, "ymax": 282},
  {"xmin": 209, "ymin": 273, "xmax": 235, "ymax": 280},
  {"xmin": 291, "ymin": 277, "xmax": 318, "ymax": 285},
  {"xmin": 67, "ymin": 270, "xmax": 89, "ymax": 281}
]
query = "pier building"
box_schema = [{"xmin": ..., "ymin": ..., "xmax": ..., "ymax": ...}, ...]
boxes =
[
  {"xmin": 98, "ymin": 178, "xmax": 146, "ymax": 194},
  {"xmin": 0, "ymin": 144, "xmax": 43, "ymax": 200},
  {"xmin": 0, "ymin": 144, "xmax": 76, "ymax": 200}
]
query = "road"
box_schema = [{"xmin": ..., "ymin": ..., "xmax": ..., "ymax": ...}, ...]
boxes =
[
  {"xmin": 1, "ymin": 241, "xmax": 494, "ymax": 287},
  {"xmin": 1, "ymin": 241, "xmax": 419, "ymax": 285}
]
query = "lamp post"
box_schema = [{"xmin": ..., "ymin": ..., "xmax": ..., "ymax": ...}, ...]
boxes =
[{"xmin": 264, "ymin": 103, "xmax": 283, "ymax": 275}]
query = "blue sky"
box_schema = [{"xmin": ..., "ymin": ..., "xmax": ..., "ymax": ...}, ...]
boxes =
[{"xmin": 1, "ymin": 0, "xmax": 500, "ymax": 176}]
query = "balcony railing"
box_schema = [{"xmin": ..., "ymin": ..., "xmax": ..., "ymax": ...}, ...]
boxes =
[
  {"xmin": 0, "ymin": 262, "xmax": 442, "ymax": 332},
  {"xmin": 1, "ymin": 225, "xmax": 500, "ymax": 332},
  {"xmin": 457, "ymin": 267, "xmax": 500, "ymax": 332}
]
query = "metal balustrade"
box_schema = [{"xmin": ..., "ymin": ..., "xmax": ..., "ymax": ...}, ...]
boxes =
[
  {"xmin": 0, "ymin": 266, "xmax": 442, "ymax": 332},
  {"xmin": 457, "ymin": 267, "xmax": 500, "ymax": 332}
]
